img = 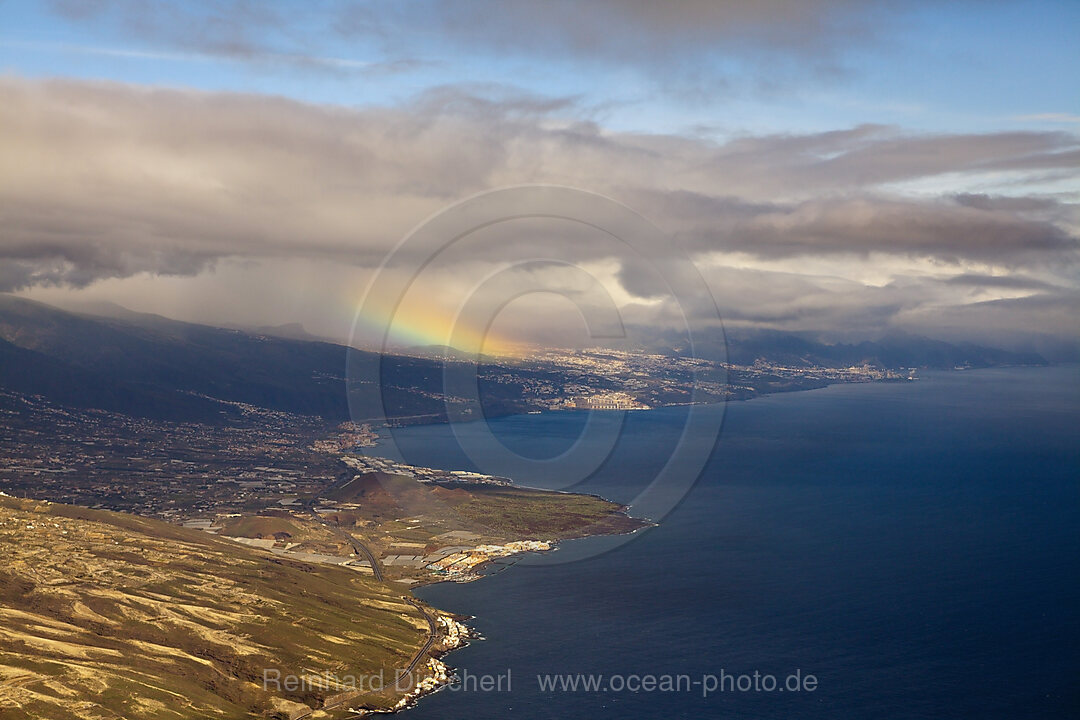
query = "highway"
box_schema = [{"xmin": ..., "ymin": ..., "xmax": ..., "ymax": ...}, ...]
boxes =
[
  {"xmin": 305, "ymin": 504, "xmax": 384, "ymax": 582},
  {"xmin": 401, "ymin": 596, "xmax": 438, "ymax": 676}
]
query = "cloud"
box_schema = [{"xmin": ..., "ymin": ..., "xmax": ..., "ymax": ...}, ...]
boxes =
[
  {"xmin": 951, "ymin": 193, "xmax": 1063, "ymax": 213},
  {"xmin": 366, "ymin": 0, "xmax": 907, "ymax": 94},
  {"xmin": 2, "ymin": 76, "xmax": 1078, "ymax": 340},
  {"xmin": 693, "ymin": 125, "xmax": 1080, "ymax": 196},
  {"xmin": 45, "ymin": 0, "xmax": 911, "ymax": 91},
  {"xmin": 43, "ymin": 0, "xmax": 420, "ymax": 77},
  {"xmin": 942, "ymin": 273, "xmax": 1059, "ymax": 291},
  {"xmin": 410, "ymin": 0, "xmax": 883, "ymax": 58},
  {"xmin": 621, "ymin": 188, "xmax": 1079, "ymax": 267},
  {"xmin": 897, "ymin": 289, "xmax": 1080, "ymax": 340},
  {"xmin": 717, "ymin": 196, "xmax": 1077, "ymax": 261}
]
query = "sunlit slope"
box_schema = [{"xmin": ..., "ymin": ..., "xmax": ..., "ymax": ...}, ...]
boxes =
[
  {"xmin": 0, "ymin": 497, "xmax": 428, "ymax": 719},
  {"xmin": 324, "ymin": 471, "xmax": 647, "ymax": 539}
]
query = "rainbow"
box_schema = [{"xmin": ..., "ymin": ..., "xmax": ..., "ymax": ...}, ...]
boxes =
[{"xmin": 351, "ymin": 299, "xmax": 524, "ymax": 357}]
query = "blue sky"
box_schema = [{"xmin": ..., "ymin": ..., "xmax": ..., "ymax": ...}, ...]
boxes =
[{"xmin": 2, "ymin": 0, "xmax": 1078, "ymax": 137}]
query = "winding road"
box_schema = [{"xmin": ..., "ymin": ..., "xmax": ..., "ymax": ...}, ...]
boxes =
[{"xmin": 305, "ymin": 504, "xmax": 384, "ymax": 582}]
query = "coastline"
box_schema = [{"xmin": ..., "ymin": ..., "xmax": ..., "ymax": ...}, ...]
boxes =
[
  {"xmin": 364, "ymin": 516, "xmax": 651, "ymax": 716},
  {"xmin": 327, "ymin": 371, "xmax": 935, "ymax": 715}
]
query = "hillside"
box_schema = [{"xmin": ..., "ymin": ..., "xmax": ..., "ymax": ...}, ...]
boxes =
[
  {"xmin": 0, "ymin": 295, "xmax": 461, "ymax": 424},
  {"xmin": 324, "ymin": 471, "xmax": 645, "ymax": 540},
  {"xmin": 0, "ymin": 496, "xmax": 441, "ymax": 719}
]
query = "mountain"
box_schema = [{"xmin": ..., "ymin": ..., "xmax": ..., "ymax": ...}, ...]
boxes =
[
  {"xmin": 226, "ymin": 321, "xmax": 324, "ymax": 343},
  {"xmin": 0, "ymin": 336, "xmax": 224, "ymax": 420},
  {"xmin": 0, "ymin": 295, "xmax": 457, "ymax": 424},
  {"xmin": 657, "ymin": 328, "xmax": 1048, "ymax": 369}
]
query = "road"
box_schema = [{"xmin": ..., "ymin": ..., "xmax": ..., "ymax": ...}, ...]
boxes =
[
  {"xmin": 293, "ymin": 596, "xmax": 438, "ymax": 720},
  {"xmin": 306, "ymin": 505, "xmax": 384, "ymax": 582},
  {"xmin": 401, "ymin": 596, "xmax": 438, "ymax": 676},
  {"xmin": 274, "ymin": 485, "xmax": 441, "ymax": 719},
  {"xmin": 302, "ymin": 599, "xmax": 438, "ymax": 720},
  {"xmin": 300, "ymin": 482, "xmax": 439, "ymax": 716}
]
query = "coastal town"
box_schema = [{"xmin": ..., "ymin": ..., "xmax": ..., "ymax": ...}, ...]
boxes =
[{"xmin": 496, "ymin": 346, "xmax": 914, "ymax": 411}]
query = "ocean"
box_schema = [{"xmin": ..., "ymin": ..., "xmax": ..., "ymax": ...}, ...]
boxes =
[{"xmin": 371, "ymin": 366, "xmax": 1079, "ymax": 719}]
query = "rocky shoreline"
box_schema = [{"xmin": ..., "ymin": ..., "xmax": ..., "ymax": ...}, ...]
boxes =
[{"xmin": 368, "ymin": 519, "xmax": 653, "ymax": 716}]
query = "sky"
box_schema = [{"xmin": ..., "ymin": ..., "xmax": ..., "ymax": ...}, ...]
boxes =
[{"xmin": 1, "ymin": 1, "xmax": 1078, "ymax": 355}]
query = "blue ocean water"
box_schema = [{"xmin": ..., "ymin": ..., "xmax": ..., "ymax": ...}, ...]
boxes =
[{"xmin": 374, "ymin": 366, "xmax": 1080, "ymax": 719}]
